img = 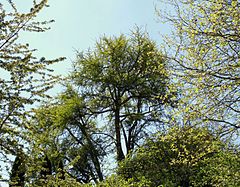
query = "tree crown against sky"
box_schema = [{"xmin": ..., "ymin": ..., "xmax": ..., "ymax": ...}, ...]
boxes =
[
  {"xmin": 157, "ymin": 0, "xmax": 240, "ymax": 135},
  {"xmin": 70, "ymin": 29, "xmax": 177, "ymax": 162},
  {"xmin": 0, "ymin": 0, "xmax": 64, "ymax": 184},
  {"xmin": 20, "ymin": 29, "xmax": 177, "ymax": 185}
]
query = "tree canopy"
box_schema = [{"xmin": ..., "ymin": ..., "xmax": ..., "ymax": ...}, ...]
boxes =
[
  {"xmin": 157, "ymin": 0, "xmax": 240, "ymax": 134},
  {"xmin": 27, "ymin": 87, "xmax": 105, "ymax": 185},
  {"xmin": 118, "ymin": 126, "xmax": 240, "ymax": 186},
  {"xmin": 71, "ymin": 29, "xmax": 175, "ymax": 162},
  {"xmin": 0, "ymin": 0, "xmax": 64, "ymax": 183}
]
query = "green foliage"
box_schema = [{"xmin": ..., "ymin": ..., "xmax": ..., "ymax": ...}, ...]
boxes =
[
  {"xmin": 97, "ymin": 174, "xmax": 152, "ymax": 187},
  {"xmin": 22, "ymin": 29, "xmax": 177, "ymax": 186},
  {"xmin": 27, "ymin": 86, "xmax": 104, "ymax": 185},
  {"xmin": 0, "ymin": 0, "xmax": 64, "ymax": 183},
  {"xmin": 71, "ymin": 28, "xmax": 175, "ymax": 162},
  {"xmin": 157, "ymin": 0, "xmax": 240, "ymax": 133},
  {"xmin": 9, "ymin": 151, "xmax": 26, "ymax": 187},
  {"xmin": 192, "ymin": 150, "xmax": 240, "ymax": 187},
  {"xmin": 1, "ymin": 0, "xmax": 239, "ymax": 186},
  {"xmin": 118, "ymin": 126, "xmax": 240, "ymax": 186}
]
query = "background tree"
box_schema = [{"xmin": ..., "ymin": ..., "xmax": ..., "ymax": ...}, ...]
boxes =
[
  {"xmin": 0, "ymin": 0, "xmax": 64, "ymax": 183},
  {"xmin": 156, "ymin": 0, "xmax": 239, "ymax": 135},
  {"xmin": 28, "ymin": 86, "xmax": 105, "ymax": 185},
  {"xmin": 71, "ymin": 29, "xmax": 176, "ymax": 162},
  {"xmin": 118, "ymin": 126, "xmax": 240, "ymax": 186},
  {"xmin": 9, "ymin": 150, "xmax": 26, "ymax": 187}
]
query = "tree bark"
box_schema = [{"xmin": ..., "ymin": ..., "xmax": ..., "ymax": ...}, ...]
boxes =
[
  {"xmin": 79, "ymin": 121, "xmax": 104, "ymax": 181},
  {"xmin": 115, "ymin": 105, "xmax": 125, "ymax": 162}
]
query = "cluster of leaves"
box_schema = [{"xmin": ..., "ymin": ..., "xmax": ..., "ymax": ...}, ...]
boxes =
[
  {"xmin": 157, "ymin": 0, "xmax": 240, "ymax": 133},
  {"xmin": 0, "ymin": 0, "xmax": 64, "ymax": 184},
  {"xmin": 70, "ymin": 29, "xmax": 175, "ymax": 162},
  {"xmin": 26, "ymin": 87, "xmax": 105, "ymax": 185},
  {"xmin": 118, "ymin": 126, "xmax": 240, "ymax": 186}
]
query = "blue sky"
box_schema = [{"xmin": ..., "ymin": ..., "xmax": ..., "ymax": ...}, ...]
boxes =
[{"xmin": 17, "ymin": 0, "xmax": 170, "ymax": 77}]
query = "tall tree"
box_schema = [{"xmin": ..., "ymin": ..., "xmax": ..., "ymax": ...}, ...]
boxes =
[
  {"xmin": 71, "ymin": 29, "xmax": 175, "ymax": 162},
  {"xmin": 156, "ymin": 0, "xmax": 240, "ymax": 134},
  {"xmin": 0, "ymin": 0, "xmax": 64, "ymax": 182}
]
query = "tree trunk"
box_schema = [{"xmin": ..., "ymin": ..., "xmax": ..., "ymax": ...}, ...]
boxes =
[
  {"xmin": 80, "ymin": 124, "xmax": 104, "ymax": 181},
  {"xmin": 115, "ymin": 105, "xmax": 125, "ymax": 162}
]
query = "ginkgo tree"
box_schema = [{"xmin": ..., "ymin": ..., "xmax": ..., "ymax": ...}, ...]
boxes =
[
  {"xmin": 0, "ymin": 0, "xmax": 64, "ymax": 182},
  {"xmin": 157, "ymin": 0, "xmax": 239, "ymax": 134}
]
